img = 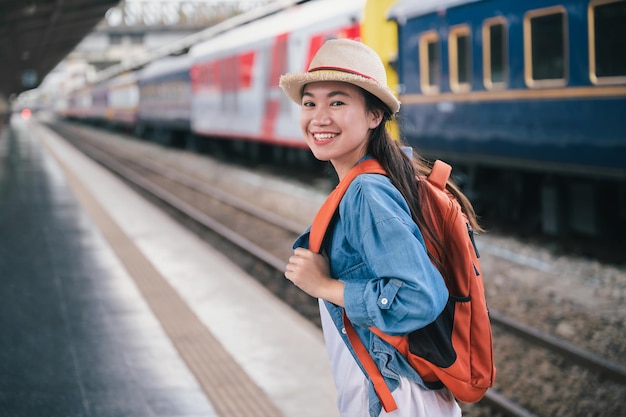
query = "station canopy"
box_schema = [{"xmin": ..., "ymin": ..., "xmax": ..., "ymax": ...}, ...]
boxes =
[{"xmin": 0, "ymin": 0, "xmax": 120, "ymax": 99}]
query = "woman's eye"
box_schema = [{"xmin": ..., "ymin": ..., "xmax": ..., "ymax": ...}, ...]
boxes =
[
  {"xmin": 302, "ymin": 100, "xmax": 315, "ymax": 107},
  {"xmin": 331, "ymin": 101, "xmax": 344, "ymax": 106}
]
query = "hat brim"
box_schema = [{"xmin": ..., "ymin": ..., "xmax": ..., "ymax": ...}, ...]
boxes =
[{"xmin": 279, "ymin": 70, "xmax": 400, "ymax": 114}]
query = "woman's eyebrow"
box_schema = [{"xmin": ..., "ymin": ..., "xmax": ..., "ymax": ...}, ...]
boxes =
[
  {"xmin": 327, "ymin": 90, "xmax": 351, "ymax": 99},
  {"xmin": 302, "ymin": 90, "xmax": 351, "ymax": 99}
]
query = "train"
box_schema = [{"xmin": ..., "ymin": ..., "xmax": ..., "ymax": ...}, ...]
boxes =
[
  {"xmin": 388, "ymin": 0, "xmax": 626, "ymax": 238},
  {"xmin": 54, "ymin": 0, "xmax": 624, "ymax": 238},
  {"xmin": 64, "ymin": 0, "xmax": 369, "ymax": 166}
]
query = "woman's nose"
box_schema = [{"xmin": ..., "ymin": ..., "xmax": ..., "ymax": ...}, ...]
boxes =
[{"xmin": 311, "ymin": 108, "xmax": 331, "ymax": 126}]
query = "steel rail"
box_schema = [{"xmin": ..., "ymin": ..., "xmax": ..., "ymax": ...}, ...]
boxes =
[
  {"xmin": 482, "ymin": 389, "xmax": 541, "ymax": 417},
  {"xmin": 66, "ymin": 137, "xmax": 288, "ymax": 273},
  {"xmin": 489, "ymin": 310, "xmax": 626, "ymax": 384}
]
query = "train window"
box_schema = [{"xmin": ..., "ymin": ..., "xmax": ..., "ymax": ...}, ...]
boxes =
[
  {"xmin": 419, "ymin": 31, "xmax": 440, "ymax": 94},
  {"xmin": 449, "ymin": 25, "xmax": 472, "ymax": 92},
  {"xmin": 524, "ymin": 6, "xmax": 568, "ymax": 87},
  {"xmin": 483, "ymin": 17, "xmax": 508, "ymax": 89},
  {"xmin": 589, "ymin": 0, "xmax": 626, "ymax": 84}
]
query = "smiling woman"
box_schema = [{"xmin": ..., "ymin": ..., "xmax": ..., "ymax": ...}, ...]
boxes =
[{"xmin": 280, "ymin": 39, "xmax": 479, "ymax": 417}]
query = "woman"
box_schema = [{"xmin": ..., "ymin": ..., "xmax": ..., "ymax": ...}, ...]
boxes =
[{"xmin": 281, "ymin": 39, "xmax": 477, "ymax": 417}]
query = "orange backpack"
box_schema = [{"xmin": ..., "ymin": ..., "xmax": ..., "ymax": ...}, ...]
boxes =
[{"xmin": 309, "ymin": 158, "xmax": 495, "ymax": 412}]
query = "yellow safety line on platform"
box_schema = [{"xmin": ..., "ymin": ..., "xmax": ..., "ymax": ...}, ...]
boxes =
[{"xmin": 42, "ymin": 134, "xmax": 285, "ymax": 417}]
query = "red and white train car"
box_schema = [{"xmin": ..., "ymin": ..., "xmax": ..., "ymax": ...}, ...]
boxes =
[{"xmin": 189, "ymin": 0, "xmax": 366, "ymax": 155}]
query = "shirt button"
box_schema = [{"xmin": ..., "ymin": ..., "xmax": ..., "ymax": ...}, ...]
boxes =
[
  {"xmin": 381, "ymin": 298, "xmax": 389, "ymax": 305},
  {"xmin": 341, "ymin": 327, "xmax": 347, "ymax": 334}
]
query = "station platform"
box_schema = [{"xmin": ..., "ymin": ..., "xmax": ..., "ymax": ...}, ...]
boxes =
[{"xmin": 0, "ymin": 116, "xmax": 338, "ymax": 417}]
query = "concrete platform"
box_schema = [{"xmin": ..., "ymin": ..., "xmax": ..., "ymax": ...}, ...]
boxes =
[{"xmin": 0, "ymin": 116, "xmax": 338, "ymax": 417}]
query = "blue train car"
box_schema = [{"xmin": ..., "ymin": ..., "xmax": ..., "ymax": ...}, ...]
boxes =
[
  {"xmin": 136, "ymin": 54, "xmax": 193, "ymax": 146},
  {"xmin": 389, "ymin": 0, "xmax": 626, "ymax": 236}
]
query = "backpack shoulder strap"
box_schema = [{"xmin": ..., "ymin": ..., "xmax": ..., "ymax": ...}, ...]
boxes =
[
  {"xmin": 343, "ymin": 311, "xmax": 398, "ymax": 412},
  {"xmin": 308, "ymin": 158, "xmax": 399, "ymax": 413},
  {"xmin": 309, "ymin": 159, "xmax": 386, "ymax": 253}
]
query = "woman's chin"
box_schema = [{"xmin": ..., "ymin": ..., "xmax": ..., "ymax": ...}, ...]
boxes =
[{"xmin": 310, "ymin": 150, "xmax": 332, "ymax": 162}]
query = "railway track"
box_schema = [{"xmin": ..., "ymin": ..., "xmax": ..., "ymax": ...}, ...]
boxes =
[{"xmin": 46, "ymin": 119, "xmax": 626, "ymax": 417}]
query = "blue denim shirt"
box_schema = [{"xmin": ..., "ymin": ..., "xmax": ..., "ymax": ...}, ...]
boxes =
[{"xmin": 293, "ymin": 169, "xmax": 449, "ymax": 417}]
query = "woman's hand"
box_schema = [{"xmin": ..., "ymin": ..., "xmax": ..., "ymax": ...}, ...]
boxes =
[{"xmin": 285, "ymin": 247, "xmax": 344, "ymax": 306}]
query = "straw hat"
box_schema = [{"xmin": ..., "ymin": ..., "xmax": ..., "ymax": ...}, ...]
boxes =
[{"xmin": 279, "ymin": 38, "xmax": 400, "ymax": 114}]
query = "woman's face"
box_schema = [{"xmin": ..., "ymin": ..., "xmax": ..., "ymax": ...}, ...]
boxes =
[{"xmin": 300, "ymin": 81, "xmax": 382, "ymax": 179}]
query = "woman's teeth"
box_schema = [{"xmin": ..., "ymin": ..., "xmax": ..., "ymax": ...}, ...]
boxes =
[{"xmin": 313, "ymin": 133, "xmax": 337, "ymax": 140}]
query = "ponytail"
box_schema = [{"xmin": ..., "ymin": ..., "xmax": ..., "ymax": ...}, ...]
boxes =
[{"xmin": 363, "ymin": 90, "xmax": 483, "ymax": 279}]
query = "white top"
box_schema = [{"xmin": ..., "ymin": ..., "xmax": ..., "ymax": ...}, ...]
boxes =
[{"xmin": 319, "ymin": 299, "xmax": 462, "ymax": 417}]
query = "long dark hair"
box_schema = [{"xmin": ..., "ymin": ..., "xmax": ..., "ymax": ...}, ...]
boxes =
[{"xmin": 362, "ymin": 89, "xmax": 483, "ymax": 277}]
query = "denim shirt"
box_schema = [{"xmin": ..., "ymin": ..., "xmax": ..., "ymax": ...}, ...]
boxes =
[{"xmin": 293, "ymin": 169, "xmax": 449, "ymax": 417}]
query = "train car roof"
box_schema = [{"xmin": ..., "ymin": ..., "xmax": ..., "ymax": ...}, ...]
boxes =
[
  {"xmin": 388, "ymin": 0, "xmax": 484, "ymax": 22},
  {"xmin": 189, "ymin": 0, "xmax": 365, "ymax": 59}
]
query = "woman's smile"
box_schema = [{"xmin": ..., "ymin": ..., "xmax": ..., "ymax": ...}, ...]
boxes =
[{"xmin": 311, "ymin": 132, "xmax": 339, "ymax": 143}]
